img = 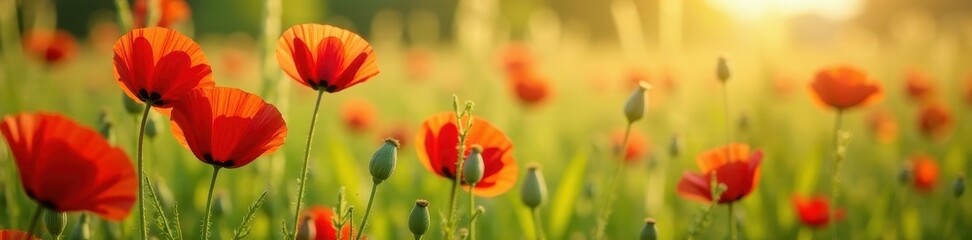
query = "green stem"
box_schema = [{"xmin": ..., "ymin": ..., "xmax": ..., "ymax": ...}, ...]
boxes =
[
  {"xmin": 112, "ymin": 0, "xmax": 134, "ymax": 30},
  {"xmin": 532, "ymin": 208, "xmax": 544, "ymax": 240},
  {"xmin": 831, "ymin": 110, "xmax": 843, "ymax": 240},
  {"xmin": 23, "ymin": 205, "xmax": 42, "ymax": 240},
  {"xmin": 468, "ymin": 184, "xmax": 476, "ymax": 240},
  {"xmin": 723, "ymin": 81, "xmax": 731, "ymax": 146},
  {"xmin": 355, "ymin": 182, "xmax": 381, "ymax": 240},
  {"xmin": 136, "ymin": 103, "xmax": 152, "ymax": 240},
  {"xmin": 593, "ymin": 122, "xmax": 633, "ymax": 239},
  {"xmin": 202, "ymin": 166, "xmax": 221, "ymax": 240},
  {"xmin": 446, "ymin": 111, "xmax": 471, "ymax": 238},
  {"xmin": 291, "ymin": 89, "xmax": 325, "ymax": 239},
  {"xmin": 729, "ymin": 203, "xmax": 736, "ymax": 240}
]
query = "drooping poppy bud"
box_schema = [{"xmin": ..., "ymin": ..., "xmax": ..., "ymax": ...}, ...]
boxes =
[
  {"xmin": 624, "ymin": 81, "xmax": 651, "ymax": 123},
  {"xmin": 521, "ymin": 163, "xmax": 548, "ymax": 209},
  {"xmin": 296, "ymin": 215, "xmax": 316, "ymax": 240},
  {"xmin": 144, "ymin": 114, "xmax": 158, "ymax": 139},
  {"xmin": 464, "ymin": 145, "xmax": 485, "ymax": 185},
  {"xmin": 369, "ymin": 138, "xmax": 400, "ymax": 184},
  {"xmin": 45, "ymin": 211, "xmax": 67, "ymax": 237},
  {"xmin": 409, "ymin": 199, "xmax": 431, "ymax": 239},
  {"xmin": 716, "ymin": 56, "xmax": 730, "ymax": 82},
  {"xmin": 640, "ymin": 218, "xmax": 657, "ymax": 240},
  {"xmin": 954, "ymin": 174, "xmax": 966, "ymax": 198}
]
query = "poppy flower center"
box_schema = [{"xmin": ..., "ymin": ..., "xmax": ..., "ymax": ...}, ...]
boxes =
[
  {"xmin": 137, "ymin": 88, "xmax": 165, "ymax": 106},
  {"xmin": 203, "ymin": 153, "xmax": 235, "ymax": 168}
]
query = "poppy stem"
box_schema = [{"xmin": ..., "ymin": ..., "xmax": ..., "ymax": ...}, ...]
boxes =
[
  {"xmin": 593, "ymin": 122, "xmax": 633, "ymax": 240},
  {"xmin": 355, "ymin": 182, "xmax": 380, "ymax": 240},
  {"xmin": 467, "ymin": 184, "xmax": 476, "ymax": 240},
  {"xmin": 532, "ymin": 208, "xmax": 545, "ymax": 240},
  {"xmin": 292, "ymin": 89, "xmax": 325, "ymax": 239},
  {"xmin": 723, "ymin": 80, "xmax": 732, "ymax": 147},
  {"xmin": 831, "ymin": 110, "xmax": 844, "ymax": 240},
  {"xmin": 23, "ymin": 205, "xmax": 42, "ymax": 240},
  {"xmin": 136, "ymin": 103, "xmax": 152, "ymax": 240},
  {"xmin": 202, "ymin": 166, "xmax": 221, "ymax": 240},
  {"xmin": 728, "ymin": 203, "xmax": 736, "ymax": 240}
]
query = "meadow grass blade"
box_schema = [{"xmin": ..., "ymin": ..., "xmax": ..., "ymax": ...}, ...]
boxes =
[
  {"xmin": 233, "ymin": 189, "xmax": 269, "ymax": 240},
  {"xmin": 548, "ymin": 146, "xmax": 590, "ymax": 239},
  {"xmin": 145, "ymin": 176, "xmax": 175, "ymax": 240}
]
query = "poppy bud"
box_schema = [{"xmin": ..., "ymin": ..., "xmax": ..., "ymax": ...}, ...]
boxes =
[
  {"xmin": 716, "ymin": 55, "xmax": 730, "ymax": 82},
  {"xmin": 521, "ymin": 163, "xmax": 548, "ymax": 209},
  {"xmin": 145, "ymin": 115, "xmax": 158, "ymax": 139},
  {"xmin": 409, "ymin": 199, "xmax": 431, "ymax": 238},
  {"xmin": 369, "ymin": 138, "xmax": 400, "ymax": 184},
  {"xmin": 98, "ymin": 109, "xmax": 115, "ymax": 145},
  {"xmin": 296, "ymin": 215, "xmax": 316, "ymax": 240},
  {"xmin": 122, "ymin": 93, "xmax": 141, "ymax": 115},
  {"xmin": 68, "ymin": 213, "xmax": 91, "ymax": 240},
  {"xmin": 640, "ymin": 218, "xmax": 657, "ymax": 240},
  {"xmin": 668, "ymin": 133, "xmax": 681, "ymax": 158},
  {"xmin": 954, "ymin": 174, "xmax": 965, "ymax": 198},
  {"xmin": 464, "ymin": 145, "xmax": 485, "ymax": 185},
  {"xmin": 213, "ymin": 191, "xmax": 231, "ymax": 217},
  {"xmin": 45, "ymin": 211, "xmax": 67, "ymax": 237},
  {"xmin": 624, "ymin": 81, "xmax": 651, "ymax": 123},
  {"xmin": 899, "ymin": 167, "xmax": 912, "ymax": 185}
]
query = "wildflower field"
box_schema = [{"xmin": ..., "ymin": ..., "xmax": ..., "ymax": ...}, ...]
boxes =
[{"xmin": 0, "ymin": 0, "xmax": 971, "ymax": 239}]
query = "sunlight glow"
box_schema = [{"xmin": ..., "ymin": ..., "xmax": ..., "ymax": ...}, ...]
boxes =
[{"xmin": 707, "ymin": 0, "xmax": 862, "ymax": 21}]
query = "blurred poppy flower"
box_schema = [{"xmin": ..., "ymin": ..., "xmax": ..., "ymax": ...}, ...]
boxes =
[
  {"xmin": 22, "ymin": 29, "xmax": 78, "ymax": 66},
  {"xmin": 88, "ymin": 22, "xmax": 121, "ymax": 52},
  {"xmin": 867, "ymin": 109, "xmax": 898, "ymax": 144},
  {"xmin": 381, "ymin": 124, "xmax": 411, "ymax": 148},
  {"xmin": 0, "ymin": 230, "xmax": 39, "ymax": 240},
  {"xmin": 406, "ymin": 48, "xmax": 432, "ymax": 80},
  {"xmin": 911, "ymin": 154, "xmax": 938, "ymax": 192},
  {"xmin": 220, "ymin": 47, "xmax": 254, "ymax": 80},
  {"xmin": 0, "ymin": 113, "xmax": 137, "ymax": 221},
  {"xmin": 416, "ymin": 112, "xmax": 517, "ymax": 197},
  {"xmin": 904, "ymin": 70, "xmax": 935, "ymax": 103},
  {"xmin": 113, "ymin": 27, "xmax": 215, "ymax": 110},
  {"xmin": 133, "ymin": 0, "xmax": 191, "ymax": 28},
  {"xmin": 509, "ymin": 73, "xmax": 551, "ymax": 107},
  {"xmin": 276, "ymin": 24, "xmax": 379, "ymax": 92},
  {"xmin": 169, "ymin": 87, "xmax": 287, "ymax": 168},
  {"xmin": 676, "ymin": 144, "xmax": 762, "ymax": 204},
  {"xmin": 773, "ymin": 74, "xmax": 797, "ymax": 98},
  {"xmin": 809, "ymin": 66, "xmax": 882, "ymax": 110},
  {"xmin": 917, "ymin": 102, "xmax": 952, "ymax": 140},
  {"xmin": 302, "ymin": 205, "xmax": 353, "ymax": 240},
  {"xmin": 341, "ymin": 99, "xmax": 376, "ymax": 134},
  {"xmin": 792, "ymin": 195, "xmax": 844, "ymax": 228},
  {"xmin": 611, "ymin": 128, "xmax": 649, "ymax": 163},
  {"xmin": 500, "ymin": 42, "xmax": 534, "ymax": 77}
]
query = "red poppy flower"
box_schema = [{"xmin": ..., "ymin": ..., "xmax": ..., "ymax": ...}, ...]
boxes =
[
  {"xmin": 904, "ymin": 70, "xmax": 935, "ymax": 102},
  {"xmin": 867, "ymin": 109, "xmax": 898, "ymax": 144},
  {"xmin": 918, "ymin": 102, "xmax": 952, "ymax": 140},
  {"xmin": 113, "ymin": 27, "xmax": 214, "ymax": 110},
  {"xmin": 611, "ymin": 129, "xmax": 649, "ymax": 163},
  {"xmin": 0, "ymin": 113, "xmax": 137, "ymax": 221},
  {"xmin": 792, "ymin": 195, "xmax": 844, "ymax": 228},
  {"xmin": 509, "ymin": 73, "xmax": 551, "ymax": 107},
  {"xmin": 416, "ymin": 112, "xmax": 517, "ymax": 197},
  {"xmin": 22, "ymin": 29, "xmax": 78, "ymax": 66},
  {"xmin": 133, "ymin": 0, "xmax": 191, "ymax": 28},
  {"xmin": 406, "ymin": 48, "xmax": 432, "ymax": 80},
  {"xmin": 276, "ymin": 24, "xmax": 379, "ymax": 92},
  {"xmin": 911, "ymin": 154, "xmax": 938, "ymax": 192},
  {"xmin": 341, "ymin": 99, "xmax": 376, "ymax": 134},
  {"xmin": 676, "ymin": 144, "xmax": 762, "ymax": 204},
  {"xmin": 809, "ymin": 66, "xmax": 882, "ymax": 110},
  {"xmin": 380, "ymin": 124, "xmax": 411, "ymax": 148},
  {"xmin": 169, "ymin": 87, "xmax": 287, "ymax": 168},
  {"xmin": 0, "ymin": 230, "xmax": 39, "ymax": 240},
  {"xmin": 302, "ymin": 206, "xmax": 353, "ymax": 240},
  {"xmin": 500, "ymin": 42, "xmax": 534, "ymax": 77}
]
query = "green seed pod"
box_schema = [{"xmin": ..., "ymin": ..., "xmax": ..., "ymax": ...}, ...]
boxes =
[
  {"xmin": 716, "ymin": 55, "xmax": 730, "ymax": 82},
  {"xmin": 296, "ymin": 215, "xmax": 316, "ymax": 240},
  {"xmin": 409, "ymin": 199, "xmax": 431, "ymax": 238},
  {"xmin": 122, "ymin": 93, "xmax": 141, "ymax": 115},
  {"xmin": 624, "ymin": 81, "xmax": 650, "ymax": 123},
  {"xmin": 954, "ymin": 174, "xmax": 965, "ymax": 198},
  {"xmin": 68, "ymin": 213, "xmax": 91, "ymax": 240},
  {"xmin": 369, "ymin": 138, "xmax": 400, "ymax": 184},
  {"xmin": 144, "ymin": 114, "xmax": 158, "ymax": 139},
  {"xmin": 640, "ymin": 218, "xmax": 657, "ymax": 240},
  {"xmin": 521, "ymin": 163, "xmax": 548, "ymax": 209},
  {"xmin": 464, "ymin": 145, "xmax": 485, "ymax": 185},
  {"xmin": 44, "ymin": 211, "xmax": 67, "ymax": 237}
]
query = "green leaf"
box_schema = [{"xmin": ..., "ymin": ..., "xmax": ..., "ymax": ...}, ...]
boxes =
[
  {"xmin": 548, "ymin": 146, "xmax": 590, "ymax": 240},
  {"xmin": 145, "ymin": 176, "xmax": 176, "ymax": 240},
  {"xmin": 233, "ymin": 189, "xmax": 270, "ymax": 240}
]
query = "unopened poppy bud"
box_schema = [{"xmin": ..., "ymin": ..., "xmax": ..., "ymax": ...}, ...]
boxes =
[
  {"xmin": 521, "ymin": 163, "xmax": 548, "ymax": 209},
  {"xmin": 899, "ymin": 168, "xmax": 912, "ymax": 185},
  {"xmin": 45, "ymin": 211, "xmax": 67, "ymax": 237},
  {"xmin": 213, "ymin": 192, "xmax": 231, "ymax": 217},
  {"xmin": 369, "ymin": 138, "xmax": 400, "ymax": 184},
  {"xmin": 668, "ymin": 134, "xmax": 681, "ymax": 158},
  {"xmin": 296, "ymin": 215, "xmax": 316, "ymax": 240},
  {"xmin": 716, "ymin": 55, "xmax": 730, "ymax": 82},
  {"xmin": 145, "ymin": 115, "xmax": 158, "ymax": 139},
  {"xmin": 954, "ymin": 174, "xmax": 965, "ymax": 198},
  {"xmin": 464, "ymin": 145, "xmax": 485, "ymax": 185},
  {"xmin": 98, "ymin": 109, "xmax": 115, "ymax": 144},
  {"xmin": 69, "ymin": 213, "xmax": 91, "ymax": 240},
  {"xmin": 409, "ymin": 199, "xmax": 431, "ymax": 238},
  {"xmin": 624, "ymin": 81, "xmax": 651, "ymax": 123},
  {"xmin": 122, "ymin": 93, "xmax": 141, "ymax": 115},
  {"xmin": 640, "ymin": 218, "xmax": 657, "ymax": 240}
]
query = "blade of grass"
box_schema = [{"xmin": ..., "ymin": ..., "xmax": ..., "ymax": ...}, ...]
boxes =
[
  {"xmin": 548, "ymin": 146, "xmax": 590, "ymax": 240},
  {"xmin": 233, "ymin": 189, "xmax": 270, "ymax": 240}
]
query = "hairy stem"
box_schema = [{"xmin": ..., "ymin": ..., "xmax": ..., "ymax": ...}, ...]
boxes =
[
  {"xmin": 136, "ymin": 103, "xmax": 152, "ymax": 239},
  {"xmin": 291, "ymin": 89, "xmax": 325, "ymax": 239},
  {"xmin": 355, "ymin": 183, "xmax": 380, "ymax": 240},
  {"xmin": 202, "ymin": 167, "xmax": 222, "ymax": 240},
  {"xmin": 593, "ymin": 122, "xmax": 633, "ymax": 239}
]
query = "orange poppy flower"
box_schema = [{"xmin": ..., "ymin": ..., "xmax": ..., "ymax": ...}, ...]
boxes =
[
  {"xmin": 500, "ymin": 42, "xmax": 534, "ymax": 77},
  {"xmin": 792, "ymin": 195, "xmax": 844, "ymax": 228},
  {"xmin": 509, "ymin": 73, "xmax": 551, "ymax": 107},
  {"xmin": 911, "ymin": 154, "xmax": 938, "ymax": 192},
  {"xmin": 611, "ymin": 129, "xmax": 649, "ymax": 163},
  {"xmin": 904, "ymin": 70, "xmax": 935, "ymax": 102},
  {"xmin": 416, "ymin": 112, "xmax": 517, "ymax": 197},
  {"xmin": 301, "ymin": 206, "xmax": 353, "ymax": 240},
  {"xmin": 918, "ymin": 102, "xmax": 952, "ymax": 140},
  {"xmin": 406, "ymin": 48, "xmax": 432, "ymax": 80},
  {"xmin": 276, "ymin": 24, "xmax": 379, "ymax": 92},
  {"xmin": 113, "ymin": 27, "xmax": 214, "ymax": 110},
  {"xmin": 381, "ymin": 124, "xmax": 411, "ymax": 148},
  {"xmin": 169, "ymin": 87, "xmax": 287, "ymax": 168},
  {"xmin": 0, "ymin": 113, "xmax": 137, "ymax": 221},
  {"xmin": 676, "ymin": 144, "xmax": 762, "ymax": 204},
  {"xmin": 809, "ymin": 66, "xmax": 882, "ymax": 110},
  {"xmin": 22, "ymin": 29, "xmax": 78, "ymax": 66},
  {"xmin": 341, "ymin": 98, "xmax": 376, "ymax": 134},
  {"xmin": 0, "ymin": 230, "xmax": 39, "ymax": 240},
  {"xmin": 133, "ymin": 0, "xmax": 191, "ymax": 28},
  {"xmin": 867, "ymin": 109, "xmax": 898, "ymax": 144}
]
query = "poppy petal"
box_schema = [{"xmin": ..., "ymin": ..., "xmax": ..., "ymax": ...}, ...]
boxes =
[
  {"xmin": 277, "ymin": 24, "xmax": 379, "ymax": 92},
  {"xmin": 676, "ymin": 171, "xmax": 711, "ymax": 203},
  {"xmin": 113, "ymin": 27, "xmax": 214, "ymax": 109}
]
